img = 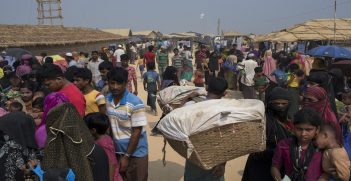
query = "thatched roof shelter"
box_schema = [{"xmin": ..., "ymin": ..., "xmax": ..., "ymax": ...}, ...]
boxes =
[
  {"xmin": 223, "ymin": 31, "xmax": 243, "ymax": 38},
  {"xmin": 0, "ymin": 24, "xmax": 122, "ymax": 48},
  {"xmin": 255, "ymin": 18, "xmax": 351, "ymax": 42},
  {"xmin": 102, "ymin": 28, "xmax": 132, "ymax": 37},
  {"xmin": 133, "ymin": 30, "xmax": 161, "ymax": 39}
]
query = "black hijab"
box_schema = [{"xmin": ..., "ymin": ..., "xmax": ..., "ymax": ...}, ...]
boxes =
[
  {"xmin": 0, "ymin": 112, "xmax": 37, "ymax": 149},
  {"xmin": 266, "ymin": 87, "xmax": 292, "ymax": 149}
]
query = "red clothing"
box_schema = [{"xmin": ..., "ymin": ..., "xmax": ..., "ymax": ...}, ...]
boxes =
[
  {"xmin": 96, "ymin": 135, "xmax": 122, "ymax": 181},
  {"xmin": 303, "ymin": 86, "xmax": 341, "ymax": 142},
  {"xmin": 58, "ymin": 83, "xmax": 86, "ymax": 117},
  {"xmin": 272, "ymin": 138, "xmax": 323, "ymax": 181},
  {"xmin": 144, "ymin": 52, "xmax": 156, "ymax": 65}
]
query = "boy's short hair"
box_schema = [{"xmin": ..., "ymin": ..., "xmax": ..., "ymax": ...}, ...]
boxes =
[
  {"xmin": 32, "ymin": 97, "xmax": 44, "ymax": 109},
  {"xmin": 289, "ymin": 63, "xmax": 299, "ymax": 72},
  {"xmin": 296, "ymin": 69, "xmax": 305, "ymax": 77},
  {"xmin": 146, "ymin": 62, "xmax": 156, "ymax": 70},
  {"xmin": 98, "ymin": 61, "xmax": 113, "ymax": 71},
  {"xmin": 254, "ymin": 67, "xmax": 263, "ymax": 73},
  {"xmin": 38, "ymin": 63, "xmax": 64, "ymax": 80},
  {"xmin": 91, "ymin": 50, "xmax": 99, "ymax": 55},
  {"xmin": 319, "ymin": 123, "xmax": 337, "ymax": 139},
  {"xmin": 73, "ymin": 68, "xmax": 92, "ymax": 83},
  {"xmin": 107, "ymin": 67, "xmax": 128, "ymax": 84},
  {"xmin": 10, "ymin": 101, "xmax": 23, "ymax": 112},
  {"xmin": 148, "ymin": 45, "xmax": 154, "ymax": 52},
  {"xmin": 84, "ymin": 113, "xmax": 110, "ymax": 135},
  {"xmin": 293, "ymin": 108, "xmax": 322, "ymax": 127},
  {"xmin": 120, "ymin": 54, "xmax": 129, "ymax": 61},
  {"xmin": 207, "ymin": 77, "xmax": 228, "ymax": 96}
]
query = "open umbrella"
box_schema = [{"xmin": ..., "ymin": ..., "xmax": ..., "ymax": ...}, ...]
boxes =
[
  {"xmin": 4, "ymin": 48, "xmax": 33, "ymax": 61},
  {"xmin": 329, "ymin": 60, "xmax": 351, "ymax": 76},
  {"xmin": 307, "ymin": 45, "xmax": 351, "ymax": 59}
]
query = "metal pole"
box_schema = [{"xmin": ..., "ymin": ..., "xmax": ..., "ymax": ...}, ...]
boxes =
[{"xmin": 334, "ymin": 0, "xmax": 336, "ymax": 44}]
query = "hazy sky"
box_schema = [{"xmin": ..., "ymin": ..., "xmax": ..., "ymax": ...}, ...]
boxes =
[{"xmin": 1, "ymin": 0, "xmax": 350, "ymax": 35}]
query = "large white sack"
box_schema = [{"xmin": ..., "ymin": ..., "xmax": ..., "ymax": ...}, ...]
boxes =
[
  {"xmin": 157, "ymin": 99, "xmax": 265, "ymax": 142},
  {"xmin": 157, "ymin": 86, "xmax": 207, "ymax": 106}
]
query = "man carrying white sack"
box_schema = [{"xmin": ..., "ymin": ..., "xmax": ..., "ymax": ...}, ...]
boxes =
[{"xmin": 183, "ymin": 77, "xmax": 228, "ymax": 181}]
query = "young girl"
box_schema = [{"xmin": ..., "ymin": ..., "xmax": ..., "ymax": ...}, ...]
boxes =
[
  {"xmin": 31, "ymin": 97, "xmax": 44, "ymax": 126},
  {"xmin": 20, "ymin": 81, "xmax": 37, "ymax": 114},
  {"xmin": 84, "ymin": 113, "xmax": 122, "ymax": 181},
  {"xmin": 143, "ymin": 62, "xmax": 160, "ymax": 116},
  {"xmin": 315, "ymin": 123, "xmax": 350, "ymax": 181},
  {"xmin": 271, "ymin": 108, "xmax": 323, "ymax": 181}
]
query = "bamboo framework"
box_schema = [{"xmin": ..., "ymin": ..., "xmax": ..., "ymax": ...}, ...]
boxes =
[{"xmin": 37, "ymin": 0, "xmax": 63, "ymax": 26}]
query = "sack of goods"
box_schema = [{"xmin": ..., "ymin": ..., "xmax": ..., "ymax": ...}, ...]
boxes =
[
  {"xmin": 157, "ymin": 86, "xmax": 207, "ymax": 114},
  {"xmin": 157, "ymin": 99, "xmax": 266, "ymax": 170}
]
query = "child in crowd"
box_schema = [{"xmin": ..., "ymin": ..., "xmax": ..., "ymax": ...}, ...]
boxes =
[
  {"xmin": 9, "ymin": 101, "xmax": 23, "ymax": 112},
  {"xmin": 121, "ymin": 54, "xmax": 138, "ymax": 95},
  {"xmin": 253, "ymin": 67, "xmax": 269, "ymax": 102},
  {"xmin": 315, "ymin": 123, "xmax": 350, "ymax": 181},
  {"xmin": 32, "ymin": 97, "xmax": 44, "ymax": 126},
  {"xmin": 136, "ymin": 58, "xmax": 145, "ymax": 78},
  {"xmin": 73, "ymin": 68, "xmax": 106, "ymax": 115},
  {"xmin": 271, "ymin": 108, "xmax": 323, "ymax": 181},
  {"xmin": 98, "ymin": 61, "xmax": 113, "ymax": 96},
  {"xmin": 143, "ymin": 62, "xmax": 160, "ymax": 116},
  {"xmin": 271, "ymin": 63, "xmax": 287, "ymax": 87},
  {"xmin": 84, "ymin": 113, "xmax": 122, "ymax": 181},
  {"xmin": 296, "ymin": 69, "xmax": 307, "ymax": 93},
  {"xmin": 340, "ymin": 91, "xmax": 351, "ymax": 129},
  {"xmin": 286, "ymin": 63, "xmax": 301, "ymax": 119}
]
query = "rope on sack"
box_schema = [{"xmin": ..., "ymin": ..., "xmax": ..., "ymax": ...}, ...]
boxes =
[{"xmin": 162, "ymin": 137, "xmax": 167, "ymax": 166}]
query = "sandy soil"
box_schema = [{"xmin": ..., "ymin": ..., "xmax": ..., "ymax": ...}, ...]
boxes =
[{"xmin": 133, "ymin": 62, "xmax": 248, "ymax": 181}]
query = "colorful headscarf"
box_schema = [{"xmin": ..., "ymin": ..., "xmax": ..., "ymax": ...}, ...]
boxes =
[{"xmin": 35, "ymin": 92, "xmax": 69, "ymax": 149}]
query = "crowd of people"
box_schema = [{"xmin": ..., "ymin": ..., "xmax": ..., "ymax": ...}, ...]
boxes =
[{"xmin": 0, "ymin": 40, "xmax": 350, "ymax": 181}]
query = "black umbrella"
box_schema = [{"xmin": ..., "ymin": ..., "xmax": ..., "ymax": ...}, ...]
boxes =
[
  {"xmin": 4, "ymin": 48, "xmax": 33, "ymax": 61},
  {"xmin": 329, "ymin": 60, "xmax": 351, "ymax": 77}
]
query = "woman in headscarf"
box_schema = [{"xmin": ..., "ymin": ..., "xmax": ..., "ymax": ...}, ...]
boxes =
[
  {"xmin": 242, "ymin": 87, "xmax": 293, "ymax": 181},
  {"xmin": 16, "ymin": 54, "xmax": 33, "ymax": 78},
  {"xmin": 303, "ymin": 86, "xmax": 342, "ymax": 142},
  {"xmin": 35, "ymin": 92, "xmax": 69, "ymax": 149},
  {"xmin": 42, "ymin": 102, "xmax": 109, "ymax": 181},
  {"xmin": 222, "ymin": 55, "xmax": 238, "ymax": 90},
  {"xmin": 262, "ymin": 50, "xmax": 276, "ymax": 83},
  {"xmin": 0, "ymin": 112, "xmax": 39, "ymax": 181}
]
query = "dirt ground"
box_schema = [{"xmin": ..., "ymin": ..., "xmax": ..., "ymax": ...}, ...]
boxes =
[{"xmin": 133, "ymin": 63, "xmax": 248, "ymax": 181}]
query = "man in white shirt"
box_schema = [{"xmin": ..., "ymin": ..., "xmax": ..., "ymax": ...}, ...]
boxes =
[
  {"xmin": 239, "ymin": 53, "xmax": 258, "ymax": 99},
  {"xmin": 87, "ymin": 51, "xmax": 104, "ymax": 86},
  {"xmin": 113, "ymin": 44, "xmax": 125, "ymax": 67}
]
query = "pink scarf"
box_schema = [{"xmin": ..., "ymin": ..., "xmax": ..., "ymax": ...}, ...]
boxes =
[{"xmin": 263, "ymin": 56, "xmax": 276, "ymax": 82}]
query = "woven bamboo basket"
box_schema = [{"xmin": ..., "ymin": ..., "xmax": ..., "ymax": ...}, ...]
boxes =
[{"xmin": 165, "ymin": 120, "xmax": 265, "ymax": 170}]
